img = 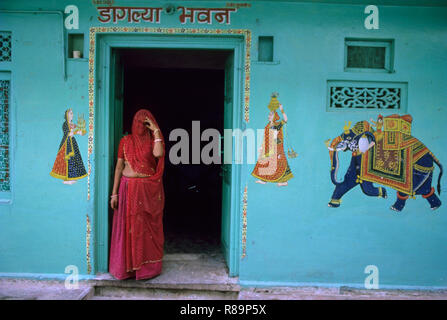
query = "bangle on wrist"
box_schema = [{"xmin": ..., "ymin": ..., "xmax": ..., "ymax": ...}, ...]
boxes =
[
  {"xmin": 111, "ymin": 194, "xmax": 118, "ymax": 198},
  {"xmin": 154, "ymin": 138, "xmax": 163, "ymax": 142}
]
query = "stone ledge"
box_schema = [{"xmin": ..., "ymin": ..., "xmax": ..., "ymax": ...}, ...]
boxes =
[{"xmin": 92, "ymin": 279, "xmax": 241, "ymax": 293}]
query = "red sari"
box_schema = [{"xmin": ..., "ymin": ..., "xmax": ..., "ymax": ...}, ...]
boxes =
[{"xmin": 109, "ymin": 109, "xmax": 165, "ymax": 280}]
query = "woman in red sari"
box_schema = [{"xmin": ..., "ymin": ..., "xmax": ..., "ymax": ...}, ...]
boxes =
[{"xmin": 109, "ymin": 109, "xmax": 165, "ymax": 280}]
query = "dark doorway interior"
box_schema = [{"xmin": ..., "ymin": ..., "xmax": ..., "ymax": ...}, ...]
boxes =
[{"xmin": 117, "ymin": 49, "xmax": 229, "ymax": 254}]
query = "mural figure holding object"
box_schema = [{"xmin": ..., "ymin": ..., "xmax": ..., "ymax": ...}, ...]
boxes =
[
  {"xmin": 252, "ymin": 93, "xmax": 295, "ymax": 186},
  {"xmin": 50, "ymin": 108, "xmax": 87, "ymax": 185},
  {"xmin": 325, "ymin": 114, "xmax": 442, "ymax": 211}
]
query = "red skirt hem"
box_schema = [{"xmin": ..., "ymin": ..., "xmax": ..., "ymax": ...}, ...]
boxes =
[
  {"xmin": 110, "ymin": 261, "xmax": 163, "ymax": 280},
  {"xmin": 109, "ymin": 176, "xmax": 164, "ymax": 281}
]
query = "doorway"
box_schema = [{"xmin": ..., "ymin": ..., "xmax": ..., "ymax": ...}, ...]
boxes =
[
  {"xmin": 105, "ymin": 47, "xmax": 238, "ymax": 276},
  {"xmin": 118, "ymin": 48, "xmax": 228, "ymax": 257},
  {"xmin": 95, "ymin": 34, "xmax": 245, "ymax": 277}
]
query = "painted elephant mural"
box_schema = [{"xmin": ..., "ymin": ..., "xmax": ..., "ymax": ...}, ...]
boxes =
[{"xmin": 326, "ymin": 114, "xmax": 443, "ymax": 211}]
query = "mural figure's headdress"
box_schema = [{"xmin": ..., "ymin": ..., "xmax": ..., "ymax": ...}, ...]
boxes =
[
  {"xmin": 64, "ymin": 108, "xmax": 73, "ymax": 122},
  {"xmin": 268, "ymin": 92, "xmax": 280, "ymax": 111}
]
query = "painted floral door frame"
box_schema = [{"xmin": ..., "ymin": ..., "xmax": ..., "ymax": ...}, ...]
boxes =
[{"xmin": 91, "ymin": 28, "xmax": 250, "ymax": 276}]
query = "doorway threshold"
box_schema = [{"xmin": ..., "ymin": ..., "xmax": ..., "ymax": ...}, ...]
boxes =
[{"xmin": 93, "ymin": 252, "xmax": 240, "ymax": 298}]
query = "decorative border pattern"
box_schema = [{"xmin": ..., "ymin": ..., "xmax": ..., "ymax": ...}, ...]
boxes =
[
  {"xmin": 241, "ymin": 185, "xmax": 248, "ymax": 259},
  {"xmin": 87, "ymin": 28, "xmax": 95, "ymax": 201},
  {"xmin": 87, "ymin": 26, "xmax": 251, "ymax": 200},
  {"xmin": 86, "ymin": 213, "xmax": 92, "ymax": 274},
  {"xmin": 0, "ymin": 79, "xmax": 10, "ymax": 192}
]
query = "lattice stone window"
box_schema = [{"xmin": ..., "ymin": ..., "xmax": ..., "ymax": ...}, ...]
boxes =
[
  {"xmin": 345, "ymin": 38, "xmax": 394, "ymax": 73},
  {"xmin": 0, "ymin": 79, "xmax": 10, "ymax": 192},
  {"xmin": 0, "ymin": 32, "xmax": 12, "ymax": 62},
  {"xmin": 327, "ymin": 80, "xmax": 407, "ymax": 111}
]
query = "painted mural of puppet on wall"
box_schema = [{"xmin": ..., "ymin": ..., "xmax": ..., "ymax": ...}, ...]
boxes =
[
  {"xmin": 50, "ymin": 108, "xmax": 87, "ymax": 185},
  {"xmin": 325, "ymin": 114, "xmax": 443, "ymax": 211},
  {"xmin": 252, "ymin": 93, "xmax": 296, "ymax": 186}
]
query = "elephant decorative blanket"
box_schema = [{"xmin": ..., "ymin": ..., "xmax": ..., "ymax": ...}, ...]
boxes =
[{"xmin": 360, "ymin": 133, "xmax": 430, "ymax": 194}]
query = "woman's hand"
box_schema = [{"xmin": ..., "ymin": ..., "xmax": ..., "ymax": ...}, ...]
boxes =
[
  {"xmin": 144, "ymin": 117, "xmax": 159, "ymax": 132},
  {"xmin": 110, "ymin": 196, "xmax": 118, "ymax": 210}
]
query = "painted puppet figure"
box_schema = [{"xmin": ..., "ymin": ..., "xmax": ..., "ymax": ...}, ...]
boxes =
[
  {"xmin": 252, "ymin": 93, "xmax": 294, "ymax": 186},
  {"xmin": 50, "ymin": 108, "xmax": 87, "ymax": 184},
  {"xmin": 326, "ymin": 114, "xmax": 442, "ymax": 211}
]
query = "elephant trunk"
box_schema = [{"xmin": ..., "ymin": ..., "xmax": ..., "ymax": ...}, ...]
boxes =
[
  {"xmin": 327, "ymin": 136, "xmax": 344, "ymax": 186},
  {"xmin": 330, "ymin": 149, "xmax": 343, "ymax": 186}
]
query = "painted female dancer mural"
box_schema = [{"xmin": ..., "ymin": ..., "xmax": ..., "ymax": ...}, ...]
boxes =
[
  {"xmin": 252, "ymin": 93, "xmax": 295, "ymax": 186},
  {"xmin": 50, "ymin": 108, "xmax": 87, "ymax": 184},
  {"xmin": 325, "ymin": 114, "xmax": 443, "ymax": 211}
]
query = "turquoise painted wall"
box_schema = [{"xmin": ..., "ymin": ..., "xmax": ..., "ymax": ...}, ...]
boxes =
[{"xmin": 0, "ymin": 0, "xmax": 446, "ymax": 288}]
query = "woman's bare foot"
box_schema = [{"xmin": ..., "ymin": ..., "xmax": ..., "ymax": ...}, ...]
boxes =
[
  {"xmin": 63, "ymin": 180, "xmax": 76, "ymax": 185},
  {"xmin": 277, "ymin": 182, "xmax": 288, "ymax": 186},
  {"xmin": 255, "ymin": 180, "xmax": 266, "ymax": 184}
]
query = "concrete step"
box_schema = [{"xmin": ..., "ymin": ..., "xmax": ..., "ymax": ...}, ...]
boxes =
[
  {"xmin": 89, "ymin": 285, "xmax": 239, "ymax": 300},
  {"xmin": 88, "ymin": 253, "xmax": 240, "ymax": 299}
]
